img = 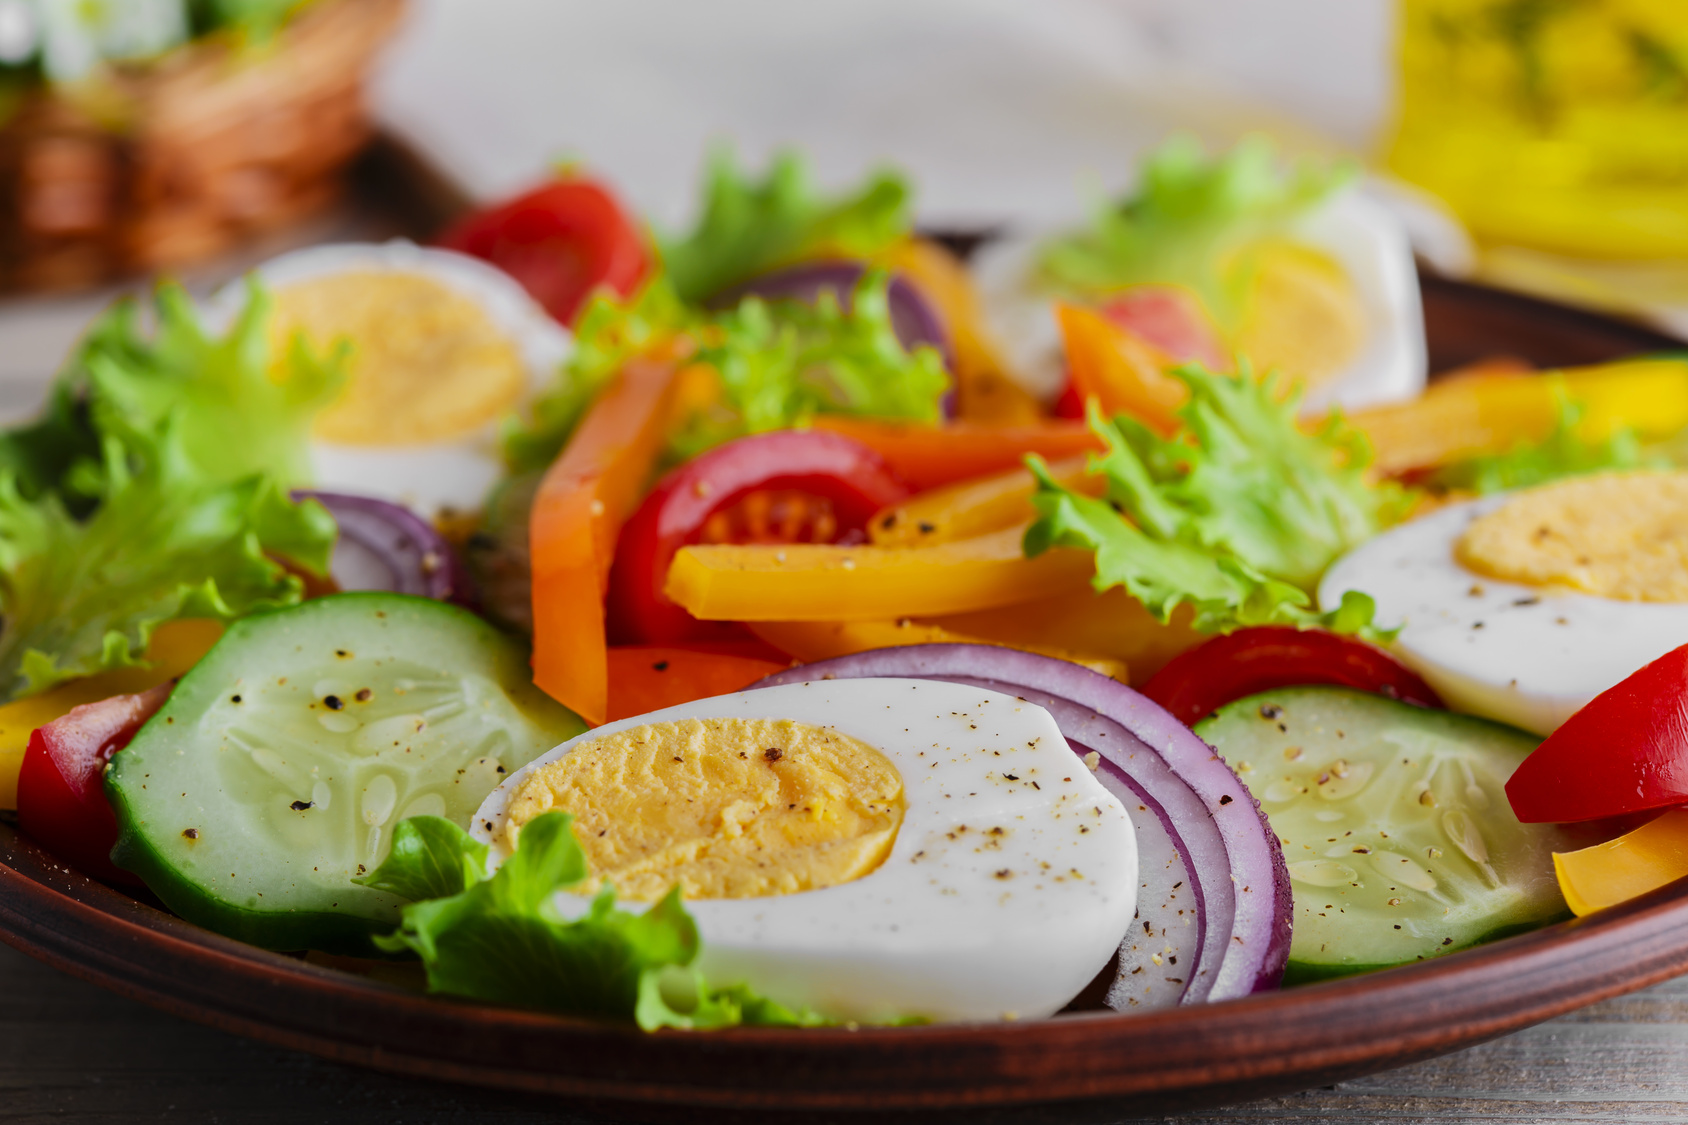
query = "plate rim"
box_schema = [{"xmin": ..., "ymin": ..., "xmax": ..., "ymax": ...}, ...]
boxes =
[{"xmin": 6, "ymin": 817, "xmax": 1688, "ymax": 1115}]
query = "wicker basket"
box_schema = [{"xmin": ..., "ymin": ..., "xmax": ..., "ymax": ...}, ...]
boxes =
[{"xmin": 0, "ymin": 0, "xmax": 406, "ymax": 293}]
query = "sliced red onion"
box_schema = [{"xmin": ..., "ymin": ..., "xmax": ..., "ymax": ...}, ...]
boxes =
[
  {"xmin": 715, "ymin": 260, "xmax": 954, "ymax": 373},
  {"xmin": 753, "ymin": 644, "xmax": 1292, "ymax": 1008},
  {"xmin": 293, "ymin": 491, "xmax": 470, "ymax": 605}
]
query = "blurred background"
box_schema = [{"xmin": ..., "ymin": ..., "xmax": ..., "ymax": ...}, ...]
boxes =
[{"xmin": 1, "ymin": 0, "xmax": 1686, "ymax": 397}]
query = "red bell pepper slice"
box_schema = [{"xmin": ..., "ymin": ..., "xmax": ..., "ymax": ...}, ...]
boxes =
[
  {"xmin": 607, "ymin": 429, "xmax": 912, "ymax": 646},
  {"xmin": 437, "ymin": 174, "xmax": 650, "ymax": 325},
  {"xmin": 606, "ymin": 645, "xmax": 790, "ymax": 723},
  {"xmin": 15, "ymin": 683, "xmax": 171, "ymax": 884},
  {"xmin": 1507, "ymin": 643, "xmax": 1688, "ymax": 824},
  {"xmin": 1140, "ymin": 625, "xmax": 1444, "ymax": 726}
]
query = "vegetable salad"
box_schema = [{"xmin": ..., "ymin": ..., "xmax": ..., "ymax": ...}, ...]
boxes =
[{"xmin": 6, "ymin": 136, "xmax": 1688, "ymax": 1031}]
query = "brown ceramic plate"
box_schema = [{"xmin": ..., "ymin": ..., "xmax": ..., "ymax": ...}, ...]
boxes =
[{"xmin": 1, "ymin": 275, "xmax": 1686, "ymax": 1121}]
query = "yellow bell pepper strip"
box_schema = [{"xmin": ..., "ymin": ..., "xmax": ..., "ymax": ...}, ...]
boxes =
[
  {"xmin": 530, "ymin": 356, "xmax": 684, "ymax": 725},
  {"xmin": 925, "ymin": 587, "xmax": 1204, "ymax": 684},
  {"xmin": 883, "ymin": 239, "xmax": 1044, "ymax": 424},
  {"xmin": 664, "ymin": 523, "xmax": 1095, "ymax": 623},
  {"xmin": 1345, "ymin": 358, "xmax": 1688, "ymax": 476},
  {"xmin": 748, "ymin": 619, "xmax": 1128, "ymax": 682},
  {"xmin": 1553, "ymin": 808, "xmax": 1688, "ymax": 917},
  {"xmin": 870, "ymin": 457, "xmax": 1101, "ymax": 548},
  {"xmin": 811, "ymin": 417, "xmax": 1104, "ymax": 491},
  {"xmin": 0, "ymin": 618, "xmax": 222, "ymax": 809},
  {"xmin": 1056, "ymin": 301, "xmax": 1190, "ymax": 436}
]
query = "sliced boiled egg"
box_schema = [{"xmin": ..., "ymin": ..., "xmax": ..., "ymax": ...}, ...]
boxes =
[
  {"xmin": 973, "ymin": 185, "xmax": 1426, "ymax": 415},
  {"xmin": 1319, "ymin": 471, "xmax": 1688, "ymax": 736},
  {"xmin": 210, "ymin": 240, "xmax": 570, "ymax": 516},
  {"xmin": 472, "ymin": 677, "xmax": 1138, "ymax": 1024}
]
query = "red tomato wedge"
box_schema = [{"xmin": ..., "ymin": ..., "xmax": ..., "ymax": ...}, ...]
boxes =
[
  {"xmin": 1507, "ymin": 643, "xmax": 1688, "ymax": 824},
  {"xmin": 15, "ymin": 683, "xmax": 171, "ymax": 884},
  {"xmin": 1140, "ymin": 626, "xmax": 1445, "ymax": 727},
  {"xmin": 437, "ymin": 175, "xmax": 650, "ymax": 325},
  {"xmin": 606, "ymin": 645, "xmax": 790, "ymax": 723},
  {"xmin": 1099, "ymin": 286, "xmax": 1229, "ymax": 370},
  {"xmin": 607, "ymin": 430, "xmax": 912, "ymax": 646}
]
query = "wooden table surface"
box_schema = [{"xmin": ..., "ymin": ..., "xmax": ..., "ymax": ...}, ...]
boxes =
[{"xmin": 4, "ymin": 936, "xmax": 1686, "ymax": 1125}]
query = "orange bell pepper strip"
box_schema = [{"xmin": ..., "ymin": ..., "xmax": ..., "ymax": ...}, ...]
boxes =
[
  {"xmin": 811, "ymin": 418, "xmax": 1103, "ymax": 491},
  {"xmin": 1056, "ymin": 301, "xmax": 1188, "ymax": 436},
  {"xmin": 605, "ymin": 645, "xmax": 789, "ymax": 723},
  {"xmin": 0, "ymin": 618, "xmax": 223, "ymax": 809},
  {"xmin": 530, "ymin": 356, "xmax": 684, "ymax": 725},
  {"xmin": 883, "ymin": 238, "xmax": 1044, "ymax": 424},
  {"xmin": 748, "ymin": 619, "xmax": 1128, "ymax": 683},
  {"xmin": 1345, "ymin": 358, "xmax": 1688, "ymax": 476},
  {"xmin": 1553, "ymin": 808, "xmax": 1688, "ymax": 916},
  {"xmin": 870, "ymin": 457, "xmax": 1102, "ymax": 548},
  {"xmin": 664, "ymin": 523, "xmax": 1095, "ymax": 623}
]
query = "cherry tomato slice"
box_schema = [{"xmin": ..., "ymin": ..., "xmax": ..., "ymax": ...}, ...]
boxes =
[
  {"xmin": 436, "ymin": 175, "xmax": 650, "ymax": 325},
  {"xmin": 15, "ymin": 683, "xmax": 171, "ymax": 884},
  {"xmin": 606, "ymin": 430, "xmax": 912, "ymax": 646},
  {"xmin": 1507, "ymin": 643, "xmax": 1688, "ymax": 824},
  {"xmin": 1140, "ymin": 626, "xmax": 1445, "ymax": 727}
]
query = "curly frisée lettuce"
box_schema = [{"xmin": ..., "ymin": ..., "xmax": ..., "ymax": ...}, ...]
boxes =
[
  {"xmin": 0, "ymin": 426, "xmax": 333, "ymax": 700},
  {"xmin": 1025, "ymin": 364, "xmax": 1409, "ymax": 636},
  {"xmin": 671, "ymin": 269, "xmax": 949, "ymax": 459},
  {"xmin": 74, "ymin": 279, "xmax": 345, "ymax": 489},
  {"xmin": 502, "ymin": 275, "xmax": 693, "ymax": 475},
  {"xmin": 0, "ymin": 281, "xmax": 338, "ymax": 701},
  {"xmin": 660, "ymin": 148, "xmax": 912, "ymax": 305},
  {"xmin": 361, "ymin": 813, "xmax": 824, "ymax": 1030},
  {"xmin": 503, "ymin": 269, "xmax": 950, "ymax": 472},
  {"xmin": 1035, "ymin": 134, "xmax": 1354, "ymax": 324}
]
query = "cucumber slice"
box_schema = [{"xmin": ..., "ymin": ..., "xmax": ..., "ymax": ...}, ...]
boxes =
[
  {"xmin": 108, "ymin": 593, "xmax": 584, "ymax": 953},
  {"xmin": 1195, "ymin": 687, "xmax": 1572, "ymax": 982}
]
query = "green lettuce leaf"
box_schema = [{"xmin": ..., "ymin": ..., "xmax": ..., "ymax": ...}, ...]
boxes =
[
  {"xmin": 502, "ymin": 276, "xmax": 694, "ymax": 475},
  {"xmin": 0, "ymin": 379, "xmax": 101, "ymax": 509},
  {"xmin": 72, "ymin": 279, "xmax": 345, "ymax": 489},
  {"xmin": 1435, "ymin": 383, "xmax": 1663, "ymax": 494},
  {"xmin": 660, "ymin": 148, "xmax": 912, "ymax": 304},
  {"xmin": 670, "ymin": 269, "xmax": 949, "ymax": 460},
  {"xmin": 1026, "ymin": 367, "xmax": 1409, "ymax": 636},
  {"xmin": 0, "ymin": 425, "xmax": 335, "ymax": 700},
  {"xmin": 362, "ymin": 812, "xmax": 823, "ymax": 1030},
  {"xmin": 1034, "ymin": 134, "xmax": 1355, "ymax": 324}
]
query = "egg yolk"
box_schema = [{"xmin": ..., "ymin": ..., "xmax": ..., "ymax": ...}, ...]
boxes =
[
  {"xmin": 502, "ymin": 717, "xmax": 905, "ymax": 901},
  {"xmin": 1458, "ymin": 470, "xmax": 1688, "ymax": 602},
  {"xmin": 271, "ymin": 271, "xmax": 527, "ymax": 445},
  {"xmin": 1233, "ymin": 240, "xmax": 1366, "ymax": 390}
]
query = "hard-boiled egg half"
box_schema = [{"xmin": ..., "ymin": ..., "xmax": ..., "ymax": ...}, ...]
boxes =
[
  {"xmin": 212, "ymin": 240, "xmax": 570, "ymax": 516},
  {"xmin": 973, "ymin": 163, "xmax": 1426, "ymax": 416},
  {"xmin": 472, "ymin": 677, "xmax": 1138, "ymax": 1024},
  {"xmin": 1320, "ymin": 471, "xmax": 1688, "ymax": 735}
]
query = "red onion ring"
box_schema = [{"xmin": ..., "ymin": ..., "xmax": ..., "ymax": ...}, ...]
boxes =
[{"xmin": 293, "ymin": 491, "xmax": 471, "ymax": 606}]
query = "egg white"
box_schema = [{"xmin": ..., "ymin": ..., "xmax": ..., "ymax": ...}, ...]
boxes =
[
  {"xmin": 208, "ymin": 240, "xmax": 571, "ymax": 517},
  {"xmin": 1319, "ymin": 494, "xmax": 1688, "ymax": 736},
  {"xmin": 472, "ymin": 677, "xmax": 1138, "ymax": 1025},
  {"xmin": 971, "ymin": 186, "xmax": 1427, "ymax": 414}
]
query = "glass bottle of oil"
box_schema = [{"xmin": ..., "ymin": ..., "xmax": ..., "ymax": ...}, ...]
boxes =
[{"xmin": 1388, "ymin": 0, "xmax": 1688, "ymax": 259}]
